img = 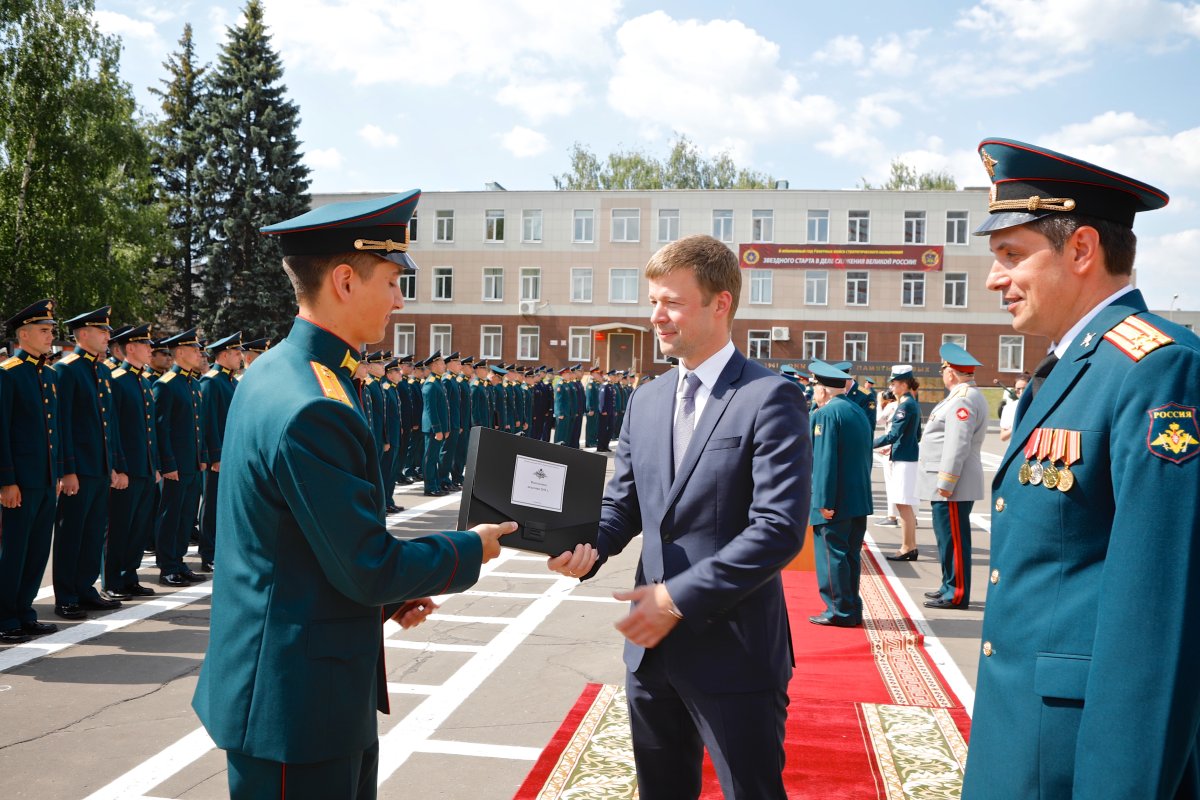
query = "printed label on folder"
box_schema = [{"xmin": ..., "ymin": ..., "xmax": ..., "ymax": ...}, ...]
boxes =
[{"xmin": 511, "ymin": 455, "xmax": 568, "ymax": 513}]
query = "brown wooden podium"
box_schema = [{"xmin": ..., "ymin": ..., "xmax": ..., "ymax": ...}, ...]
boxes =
[{"xmin": 784, "ymin": 526, "xmax": 816, "ymax": 572}]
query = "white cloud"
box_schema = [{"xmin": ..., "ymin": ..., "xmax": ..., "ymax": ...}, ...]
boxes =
[
  {"xmin": 262, "ymin": 0, "xmax": 621, "ymax": 87},
  {"xmin": 92, "ymin": 10, "xmax": 162, "ymax": 47},
  {"xmin": 1135, "ymin": 228, "xmax": 1200, "ymax": 310},
  {"xmin": 813, "ymin": 35, "xmax": 864, "ymax": 66},
  {"xmin": 864, "ymin": 30, "xmax": 929, "ymax": 77},
  {"xmin": 208, "ymin": 6, "xmax": 230, "ymax": 37},
  {"xmin": 500, "ymin": 126, "xmax": 549, "ymax": 158},
  {"xmin": 306, "ymin": 147, "xmax": 344, "ymax": 169},
  {"xmin": 1053, "ymin": 111, "xmax": 1157, "ymax": 144},
  {"xmin": 359, "ymin": 124, "xmax": 399, "ymax": 149},
  {"xmin": 607, "ymin": 12, "xmax": 838, "ymax": 154},
  {"xmin": 1041, "ymin": 117, "xmax": 1200, "ymax": 190},
  {"xmin": 957, "ymin": 0, "xmax": 1200, "ymax": 54},
  {"xmin": 497, "ymin": 80, "xmax": 587, "ymax": 124}
]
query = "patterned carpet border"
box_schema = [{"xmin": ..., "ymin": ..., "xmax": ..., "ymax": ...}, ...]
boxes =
[{"xmin": 860, "ymin": 703, "xmax": 968, "ymax": 799}]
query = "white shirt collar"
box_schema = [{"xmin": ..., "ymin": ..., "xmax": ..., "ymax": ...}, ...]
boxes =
[
  {"xmin": 1052, "ymin": 284, "xmax": 1135, "ymax": 359},
  {"xmin": 677, "ymin": 339, "xmax": 736, "ymax": 393}
]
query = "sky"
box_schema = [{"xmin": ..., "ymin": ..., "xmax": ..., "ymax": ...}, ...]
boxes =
[{"xmin": 93, "ymin": 0, "xmax": 1200, "ymax": 312}]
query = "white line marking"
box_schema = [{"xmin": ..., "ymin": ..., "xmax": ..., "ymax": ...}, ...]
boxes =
[
  {"xmin": 559, "ymin": 594, "xmax": 625, "ymax": 604},
  {"xmin": 386, "ymin": 682, "xmax": 438, "ymax": 695},
  {"xmin": 464, "ymin": 590, "xmax": 547, "ymax": 600},
  {"xmin": 863, "ymin": 533, "xmax": 976, "ymax": 717},
  {"xmin": 427, "ymin": 613, "xmax": 518, "ymax": 625},
  {"xmin": 384, "ymin": 639, "xmax": 484, "ymax": 653},
  {"xmin": 81, "ymin": 726, "xmax": 216, "ymax": 800},
  {"xmin": 970, "ymin": 513, "xmax": 992, "ymax": 532},
  {"xmin": 414, "ymin": 739, "xmax": 541, "ymax": 760},
  {"xmin": 0, "ymin": 585, "xmax": 213, "ymax": 674},
  {"xmin": 487, "ymin": 571, "xmax": 562, "ymax": 580}
]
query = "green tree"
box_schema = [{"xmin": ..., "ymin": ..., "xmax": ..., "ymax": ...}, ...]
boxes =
[
  {"xmin": 861, "ymin": 159, "xmax": 958, "ymax": 191},
  {"xmin": 0, "ymin": 0, "xmax": 164, "ymax": 325},
  {"xmin": 149, "ymin": 23, "xmax": 209, "ymax": 330},
  {"xmin": 196, "ymin": 0, "xmax": 309, "ymax": 340},
  {"xmin": 554, "ymin": 135, "xmax": 774, "ymax": 190}
]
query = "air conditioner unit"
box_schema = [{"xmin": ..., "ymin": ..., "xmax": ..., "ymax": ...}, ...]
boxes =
[
  {"xmin": 770, "ymin": 326, "xmax": 790, "ymax": 341},
  {"xmin": 519, "ymin": 301, "xmax": 539, "ymax": 315}
]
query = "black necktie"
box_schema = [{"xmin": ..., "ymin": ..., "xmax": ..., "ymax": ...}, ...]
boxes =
[{"xmin": 1029, "ymin": 351, "xmax": 1059, "ymax": 399}]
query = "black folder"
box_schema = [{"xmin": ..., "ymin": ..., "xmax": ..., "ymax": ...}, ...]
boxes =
[{"xmin": 458, "ymin": 427, "xmax": 607, "ymax": 556}]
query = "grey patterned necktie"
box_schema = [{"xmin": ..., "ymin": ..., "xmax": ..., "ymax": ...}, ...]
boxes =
[{"xmin": 672, "ymin": 372, "xmax": 702, "ymax": 474}]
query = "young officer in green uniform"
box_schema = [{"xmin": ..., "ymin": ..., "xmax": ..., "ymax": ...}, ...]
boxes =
[
  {"xmin": 198, "ymin": 331, "xmax": 243, "ymax": 573},
  {"xmin": 191, "ymin": 190, "xmax": 514, "ymax": 800},
  {"xmin": 962, "ymin": 139, "xmax": 1200, "ymax": 799},
  {"xmin": 0, "ymin": 300, "xmax": 62, "ymax": 642},
  {"xmin": 420, "ymin": 351, "xmax": 449, "ymax": 496},
  {"xmin": 439, "ymin": 352, "xmax": 462, "ymax": 489},
  {"xmin": 106, "ymin": 324, "xmax": 160, "ymax": 597},
  {"xmin": 805, "ymin": 361, "xmax": 873, "ymax": 628}
]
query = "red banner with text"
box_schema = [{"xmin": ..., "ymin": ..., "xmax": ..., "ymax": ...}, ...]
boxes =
[{"xmin": 740, "ymin": 243, "xmax": 944, "ymax": 271}]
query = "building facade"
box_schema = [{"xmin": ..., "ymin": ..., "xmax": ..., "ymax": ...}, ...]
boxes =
[{"xmin": 313, "ymin": 187, "xmax": 1043, "ymax": 388}]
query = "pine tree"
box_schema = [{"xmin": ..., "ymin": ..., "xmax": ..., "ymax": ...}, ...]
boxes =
[
  {"xmin": 196, "ymin": 0, "xmax": 310, "ymax": 340},
  {"xmin": 149, "ymin": 24, "xmax": 209, "ymax": 329}
]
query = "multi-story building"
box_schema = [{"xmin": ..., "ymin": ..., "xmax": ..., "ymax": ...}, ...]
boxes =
[{"xmin": 314, "ymin": 187, "xmax": 1042, "ymax": 388}]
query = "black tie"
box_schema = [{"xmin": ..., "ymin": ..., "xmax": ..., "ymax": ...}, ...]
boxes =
[{"xmin": 1029, "ymin": 351, "xmax": 1059, "ymax": 399}]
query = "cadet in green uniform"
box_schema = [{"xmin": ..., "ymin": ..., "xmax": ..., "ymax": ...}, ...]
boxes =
[
  {"xmin": 470, "ymin": 359, "xmax": 493, "ymax": 430},
  {"xmin": 439, "ymin": 352, "xmax": 462, "ymax": 489},
  {"xmin": 806, "ymin": 361, "xmax": 874, "ymax": 628},
  {"xmin": 962, "ymin": 139, "xmax": 1200, "ymax": 799},
  {"xmin": 918, "ymin": 343, "xmax": 989, "ymax": 610},
  {"xmin": 53, "ymin": 306, "xmax": 127, "ymax": 617},
  {"xmin": 106, "ymin": 324, "xmax": 160, "ymax": 597},
  {"xmin": 584, "ymin": 366, "xmax": 601, "ymax": 447},
  {"xmin": 153, "ymin": 329, "xmax": 208, "ymax": 587},
  {"xmin": 381, "ymin": 357, "xmax": 404, "ymax": 512},
  {"xmin": 0, "ymin": 300, "xmax": 62, "ymax": 642},
  {"xmin": 420, "ymin": 351, "xmax": 449, "ymax": 496},
  {"xmin": 191, "ymin": 190, "xmax": 513, "ymax": 800},
  {"xmin": 451, "ymin": 355, "xmax": 472, "ymax": 485},
  {"xmin": 198, "ymin": 332, "xmax": 243, "ymax": 573}
]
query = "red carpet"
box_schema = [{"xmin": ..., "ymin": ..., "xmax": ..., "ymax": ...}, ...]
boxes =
[{"xmin": 516, "ymin": 549, "xmax": 970, "ymax": 799}]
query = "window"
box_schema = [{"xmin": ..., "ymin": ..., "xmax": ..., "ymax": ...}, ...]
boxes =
[
  {"xmin": 946, "ymin": 210, "xmax": 968, "ymax": 245},
  {"xmin": 752, "ymin": 209, "xmax": 774, "ymax": 243},
  {"xmin": 399, "ymin": 273, "xmax": 416, "ymax": 302},
  {"xmin": 999, "ymin": 335, "xmax": 1025, "ymax": 372},
  {"xmin": 610, "ymin": 268, "xmax": 639, "ymax": 303},
  {"xmin": 658, "ymin": 209, "xmax": 679, "ymax": 242},
  {"xmin": 802, "ymin": 331, "xmax": 827, "ymax": 361},
  {"xmin": 435, "ymin": 210, "xmax": 454, "ymax": 242},
  {"xmin": 846, "ymin": 271, "xmax": 869, "ymax": 305},
  {"xmin": 899, "ymin": 333, "xmax": 924, "ymax": 363},
  {"xmin": 943, "ymin": 333, "xmax": 967, "ymax": 348},
  {"xmin": 571, "ymin": 268, "xmax": 593, "ymax": 303},
  {"xmin": 844, "ymin": 332, "xmax": 868, "ymax": 362},
  {"xmin": 747, "ymin": 330, "xmax": 771, "ymax": 360},
  {"xmin": 517, "ymin": 326, "xmax": 539, "ymax": 361},
  {"xmin": 749, "ymin": 269, "xmax": 773, "ymax": 304},
  {"xmin": 393, "ymin": 324, "xmax": 415, "ymax": 357},
  {"xmin": 432, "ymin": 267, "xmax": 453, "ymax": 301},
  {"xmin": 805, "ymin": 270, "xmax": 828, "ymax": 305},
  {"xmin": 482, "ymin": 267, "xmax": 504, "ymax": 301},
  {"xmin": 944, "ymin": 272, "xmax": 968, "ymax": 307},
  {"xmin": 479, "ymin": 326, "xmax": 502, "ymax": 359},
  {"xmin": 573, "ymin": 209, "xmax": 594, "ymax": 243},
  {"xmin": 431, "ymin": 324, "xmax": 452, "ymax": 355},
  {"xmin": 904, "ymin": 210, "xmax": 927, "ymax": 244},
  {"xmin": 485, "ymin": 209, "xmax": 505, "ymax": 242},
  {"xmin": 568, "ymin": 327, "xmax": 592, "ymax": 362},
  {"xmin": 522, "ymin": 209, "xmax": 543, "ymax": 242},
  {"xmin": 712, "ymin": 210, "xmax": 734, "ymax": 242},
  {"xmin": 407, "ymin": 211, "xmax": 418, "ymax": 243},
  {"xmin": 902, "ymin": 272, "xmax": 925, "ymax": 307},
  {"xmin": 807, "ymin": 210, "xmax": 829, "ymax": 243},
  {"xmin": 612, "ymin": 209, "xmax": 640, "ymax": 242},
  {"xmin": 848, "ymin": 210, "xmax": 870, "ymax": 243},
  {"xmin": 653, "ymin": 335, "xmax": 668, "ymax": 363},
  {"xmin": 520, "ymin": 268, "xmax": 541, "ymax": 302}
]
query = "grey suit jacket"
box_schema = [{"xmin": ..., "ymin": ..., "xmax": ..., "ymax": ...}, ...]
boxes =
[{"xmin": 918, "ymin": 382, "xmax": 989, "ymax": 501}]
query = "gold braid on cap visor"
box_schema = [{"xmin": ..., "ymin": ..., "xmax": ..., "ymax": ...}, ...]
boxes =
[
  {"xmin": 353, "ymin": 234, "xmax": 409, "ymax": 254},
  {"xmin": 988, "ymin": 195, "xmax": 1077, "ymax": 214}
]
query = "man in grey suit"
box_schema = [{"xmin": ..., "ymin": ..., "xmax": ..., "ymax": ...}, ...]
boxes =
[
  {"xmin": 919, "ymin": 342, "xmax": 990, "ymax": 609},
  {"xmin": 549, "ymin": 234, "xmax": 811, "ymax": 799}
]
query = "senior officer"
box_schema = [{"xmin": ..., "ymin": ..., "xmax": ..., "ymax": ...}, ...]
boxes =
[
  {"xmin": 0, "ymin": 300, "xmax": 62, "ymax": 642},
  {"xmin": 918, "ymin": 343, "xmax": 988, "ymax": 610},
  {"xmin": 192, "ymin": 191, "xmax": 514, "ymax": 800},
  {"xmin": 961, "ymin": 139, "xmax": 1200, "ymax": 800},
  {"xmin": 806, "ymin": 361, "xmax": 873, "ymax": 628}
]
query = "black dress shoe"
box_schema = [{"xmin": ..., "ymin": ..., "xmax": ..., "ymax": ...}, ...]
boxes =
[
  {"xmin": 924, "ymin": 598, "xmax": 969, "ymax": 610},
  {"xmin": 159, "ymin": 573, "xmax": 190, "ymax": 587},
  {"xmin": 923, "ymin": 589, "xmax": 943, "ymax": 599},
  {"xmin": 127, "ymin": 584, "xmax": 157, "ymax": 597},
  {"xmin": 809, "ymin": 615, "xmax": 862, "ymax": 628},
  {"xmin": 423, "ymin": 490, "xmax": 445, "ymax": 497},
  {"xmin": 80, "ymin": 596, "xmax": 122, "ymax": 611},
  {"xmin": 181, "ymin": 569, "xmax": 207, "ymax": 583},
  {"xmin": 399, "ymin": 476, "xmax": 414, "ymax": 485},
  {"xmin": 885, "ymin": 549, "xmax": 919, "ymax": 562},
  {"xmin": 385, "ymin": 504, "xmax": 401, "ymax": 513},
  {"xmin": 106, "ymin": 590, "xmax": 133, "ymax": 601},
  {"xmin": 54, "ymin": 603, "xmax": 87, "ymax": 620},
  {"xmin": 197, "ymin": 561, "xmax": 214, "ymax": 573},
  {"xmin": 21, "ymin": 621, "xmax": 58, "ymax": 636},
  {"xmin": 0, "ymin": 628, "xmax": 32, "ymax": 644}
]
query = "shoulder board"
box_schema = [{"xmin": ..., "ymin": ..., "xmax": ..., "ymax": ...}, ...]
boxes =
[
  {"xmin": 310, "ymin": 361, "xmax": 352, "ymax": 406},
  {"xmin": 1, "ymin": 356, "xmax": 21, "ymax": 370},
  {"xmin": 1105, "ymin": 315, "xmax": 1174, "ymax": 362},
  {"xmin": 203, "ymin": 368, "xmax": 219, "ymax": 379},
  {"xmin": 59, "ymin": 353, "xmax": 80, "ymax": 365},
  {"xmin": 110, "ymin": 367, "xmax": 127, "ymax": 379},
  {"xmin": 158, "ymin": 370, "xmax": 177, "ymax": 383}
]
